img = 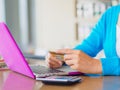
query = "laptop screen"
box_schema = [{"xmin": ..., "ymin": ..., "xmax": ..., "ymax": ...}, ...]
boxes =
[{"xmin": 0, "ymin": 22, "xmax": 35, "ymax": 78}]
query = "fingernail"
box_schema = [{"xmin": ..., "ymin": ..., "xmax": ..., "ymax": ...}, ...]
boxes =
[{"xmin": 58, "ymin": 61, "xmax": 62, "ymax": 66}]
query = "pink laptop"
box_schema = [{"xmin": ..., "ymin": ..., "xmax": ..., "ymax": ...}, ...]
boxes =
[
  {"xmin": 0, "ymin": 22, "xmax": 35, "ymax": 78},
  {"xmin": 0, "ymin": 22, "xmax": 82, "ymax": 80}
]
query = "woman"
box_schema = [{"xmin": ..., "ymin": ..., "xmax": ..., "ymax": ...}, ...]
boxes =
[{"xmin": 46, "ymin": 5, "xmax": 120, "ymax": 75}]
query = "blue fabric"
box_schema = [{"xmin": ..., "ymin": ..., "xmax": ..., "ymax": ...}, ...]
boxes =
[{"xmin": 74, "ymin": 5, "xmax": 120, "ymax": 75}]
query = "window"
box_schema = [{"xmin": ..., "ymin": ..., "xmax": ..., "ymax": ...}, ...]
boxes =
[{"xmin": 2, "ymin": 0, "xmax": 35, "ymax": 53}]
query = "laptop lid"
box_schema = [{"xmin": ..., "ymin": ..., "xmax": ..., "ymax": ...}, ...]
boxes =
[{"xmin": 0, "ymin": 22, "xmax": 35, "ymax": 79}]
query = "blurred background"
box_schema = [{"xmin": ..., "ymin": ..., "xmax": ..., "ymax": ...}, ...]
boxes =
[{"xmin": 0, "ymin": 0, "xmax": 119, "ymax": 58}]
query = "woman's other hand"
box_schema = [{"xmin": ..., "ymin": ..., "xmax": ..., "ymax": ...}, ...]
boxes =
[{"xmin": 45, "ymin": 52, "xmax": 63, "ymax": 68}]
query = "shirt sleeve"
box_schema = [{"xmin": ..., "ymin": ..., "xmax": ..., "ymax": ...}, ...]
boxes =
[
  {"xmin": 100, "ymin": 57, "xmax": 120, "ymax": 75},
  {"xmin": 74, "ymin": 11, "xmax": 107, "ymax": 57}
]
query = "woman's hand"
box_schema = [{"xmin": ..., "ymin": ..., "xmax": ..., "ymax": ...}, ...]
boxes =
[
  {"xmin": 56, "ymin": 49, "xmax": 102, "ymax": 74},
  {"xmin": 45, "ymin": 52, "xmax": 63, "ymax": 68}
]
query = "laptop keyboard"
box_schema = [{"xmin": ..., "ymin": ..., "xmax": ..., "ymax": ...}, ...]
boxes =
[{"xmin": 30, "ymin": 65, "xmax": 65, "ymax": 77}]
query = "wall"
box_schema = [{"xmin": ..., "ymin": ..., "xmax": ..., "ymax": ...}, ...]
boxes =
[{"xmin": 35, "ymin": 0, "xmax": 76, "ymax": 50}]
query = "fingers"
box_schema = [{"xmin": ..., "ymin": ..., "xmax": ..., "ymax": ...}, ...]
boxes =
[
  {"xmin": 64, "ymin": 59, "xmax": 77, "ymax": 70},
  {"xmin": 48, "ymin": 60, "xmax": 62, "ymax": 68},
  {"xmin": 70, "ymin": 65, "xmax": 76, "ymax": 70},
  {"xmin": 65, "ymin": 60, "xmax": 74, "ymax": 66},
  {"xmin": 63, "ymin": 54, "xmax": 76, "ymax": 67},
  {"xmin": 46, "ymin": 49, "xmax": 82, "ymax": 69},
  {"xmin": 46, "ymin": 53, "xmax": 63, "ymax": 68},
  {"xmin": 63, "ymin": 54, "xmax": 75, "ymax": 60}
]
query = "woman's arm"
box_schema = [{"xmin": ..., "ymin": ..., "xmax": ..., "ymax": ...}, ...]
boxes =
[
  {"xmin": 74, "ymin": 11, "xmax": 107, "ymax": 57},
  {"xmin": 74, "ymin": 6, "xmax": 120, "ymax": 75}
]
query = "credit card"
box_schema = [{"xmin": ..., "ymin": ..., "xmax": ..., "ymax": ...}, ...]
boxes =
[{"xmin": 49, "ymin": 51, "xmax": 64, "ymax": 61}]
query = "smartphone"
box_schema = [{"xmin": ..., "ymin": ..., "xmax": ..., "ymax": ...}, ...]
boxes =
[{"xmin": 37, "ymin": 76, "xmax": 82, "ymax": 85}]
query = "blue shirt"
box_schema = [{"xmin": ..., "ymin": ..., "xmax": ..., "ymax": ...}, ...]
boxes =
[{"xmin": 74, "ymin": 5, "xmax": 120, "ymax": 75}]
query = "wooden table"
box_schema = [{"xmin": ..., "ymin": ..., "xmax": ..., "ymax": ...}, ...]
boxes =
[{"xmin": 0, "ymin": 59, "xmax": 120, "ymax": 90}]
